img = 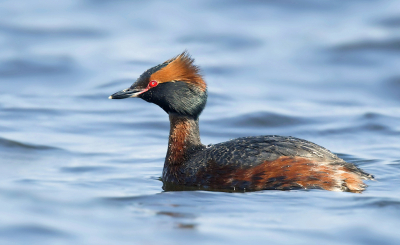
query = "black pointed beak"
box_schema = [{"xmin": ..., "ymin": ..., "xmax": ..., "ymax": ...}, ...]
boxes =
[{"xmin": 108, "ymin": 88, "xmax": 145, "ymax": 99}]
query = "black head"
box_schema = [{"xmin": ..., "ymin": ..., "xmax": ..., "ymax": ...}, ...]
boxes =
[{"xmin": 109, "ymin": 52, "xmax": 207, "ymax": 119}]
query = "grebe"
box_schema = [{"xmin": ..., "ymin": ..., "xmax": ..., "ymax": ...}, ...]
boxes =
[{"xmin": 109, "ymin": 52, "xmax": 374, "ymax": 192}]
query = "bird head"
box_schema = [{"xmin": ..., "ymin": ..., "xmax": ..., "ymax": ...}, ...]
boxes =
[{"xmin": 109, "ymin": 52, "xmax": 207, "ymax": 119}]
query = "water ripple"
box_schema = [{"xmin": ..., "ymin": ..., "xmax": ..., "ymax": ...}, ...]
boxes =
[
  {"xmin": 0, "ymin": 224, "xmax": 72, "ymax": 239},
  {"xmin": 207, "ymin": 111, "xmax": 311, "ymax": 128},
  {"xmin": 378, "ymin": 16, "xmax": 400, "ymax": 28},
  {"xmin": 333, "ymin": 39, "xmax": 400, "ymax": 52},
  {"xmin": 0, "ymin": 22, "xmax": 107, "ymax": 39},
  {"xmin": 0, "ymin": 56, "xmax": 76, "ymax": 77},
  {"xmin": 0, "ymin": 137, "xmax": 57, "ymax": 151},
  {"xmin": 178, "ymin": 34, "xmax": 263, "ymax": 50}
]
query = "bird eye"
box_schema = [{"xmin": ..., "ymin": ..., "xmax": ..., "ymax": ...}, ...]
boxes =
[{"xmin": 149, "ymin": 80, "xmax": 158, "ymax": 88}]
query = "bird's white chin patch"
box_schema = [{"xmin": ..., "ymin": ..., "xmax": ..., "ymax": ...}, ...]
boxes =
[{"xmin": 129, "ymin": 88, "xmax": 148, "ymax": 97}]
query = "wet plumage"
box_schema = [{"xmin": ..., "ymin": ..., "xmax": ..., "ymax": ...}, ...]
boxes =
[{"xmin": 109, "ymin": 52, "xmax": 374, "ymax": 192}]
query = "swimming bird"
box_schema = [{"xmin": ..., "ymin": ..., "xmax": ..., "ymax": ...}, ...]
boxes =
[{"xmin": 109, "ymin": 52, "xmax": 374, "ymax": 192}]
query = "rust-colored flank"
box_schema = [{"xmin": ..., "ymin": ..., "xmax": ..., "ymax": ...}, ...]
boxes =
[
  {"xmin": 198, "ymin": 156, "xmax": 367, "ymax": 192},
  {"xmin": 150, "ymin": 52, "xmax": 207, "ymax": 91}
]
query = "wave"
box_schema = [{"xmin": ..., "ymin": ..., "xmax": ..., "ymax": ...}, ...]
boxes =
[
  {"xmin": 0, "ymin": 137, "xmax": 58, "ymax": 151},
  {"xmin": 206, "ymin": 111, "xmax": 312, "ymax": 128}
]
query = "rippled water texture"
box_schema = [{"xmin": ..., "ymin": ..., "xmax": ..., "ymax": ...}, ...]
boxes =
[{"xmin": 1, "ymin": 0, "xmax": 400, "ymax": 244}]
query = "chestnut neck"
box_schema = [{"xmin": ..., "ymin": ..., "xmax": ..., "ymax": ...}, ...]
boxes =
[{"xmin": 165, "ymin": 114, "xmax": 203, "ymax": 167}]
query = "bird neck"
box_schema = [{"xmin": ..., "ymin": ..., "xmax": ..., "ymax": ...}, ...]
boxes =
[{"xmin": 165, "ymin": 114, "xmax": 203, "ymax": 167}]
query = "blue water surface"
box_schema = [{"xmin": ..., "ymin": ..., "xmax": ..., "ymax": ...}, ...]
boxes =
[{"xmin": 1, "ymin": 0, "xmax": 400, "ymax": 244}]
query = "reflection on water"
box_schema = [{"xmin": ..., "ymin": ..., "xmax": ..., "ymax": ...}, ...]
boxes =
[{"xmin": 1, "ymin": 0, "xmax": 400, "ymax": 244}]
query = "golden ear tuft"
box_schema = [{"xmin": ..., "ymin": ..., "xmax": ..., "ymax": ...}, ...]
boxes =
[{"xmin": 150, "ymin": 51, "xmax": 206, "ymax": 91}]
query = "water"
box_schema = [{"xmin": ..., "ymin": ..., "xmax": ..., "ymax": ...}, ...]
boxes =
[{"xmin": 1, "ymin": 0, "xmax": 400, "ymax": 244}]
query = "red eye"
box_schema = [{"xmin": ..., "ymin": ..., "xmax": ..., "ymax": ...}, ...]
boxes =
[{"xmin": 149, "ymin": 80, "xmax": 158, "ymax": 88}]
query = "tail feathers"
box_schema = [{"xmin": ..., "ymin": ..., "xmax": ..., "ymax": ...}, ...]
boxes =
[
  {"xmin": 335, "ymin": 163, "xmax": 374, "ymax": 192},
  {"xmin": 338, "ymin": 162, "xmax": 375, "ymax": 180}
]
